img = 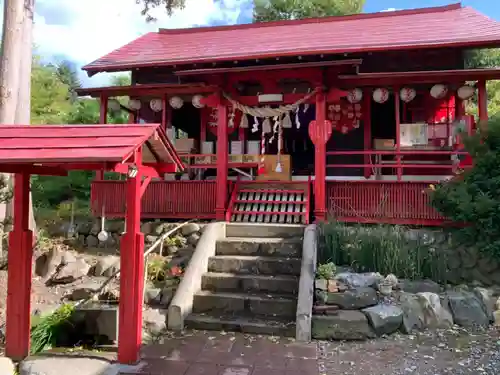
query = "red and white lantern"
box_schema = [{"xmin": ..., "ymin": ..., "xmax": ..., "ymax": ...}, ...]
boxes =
[
  {"xmin": 169, "ymin": 96, "xmax": 184, "ymax": 109},
  {"xmin": 373, "ymin": 88, "xmax": 390, "ymax": 104},
  {"xmin": 457, "ymin": 85, "xmax": 475, "ymax": 100},
  {"xmin": 400, "ymin": 87, "xmax": 416, "ymax": 103},
  {"xmin": 347, "ymin": 88, "xmax": 363, "ymax": 104},
  {"xmin": 128, "ymin": 99, "xmax": 141, "ymax": 110},
  {"xmin": 192, "ymin": 95, "xmax": 205, "ymax": 108},
  {"xmin": 149, "ymin": 98, "xmax": 162, "ymax": 112},
  {"xmin": 430, "ymin": 84, "xmax": 448, "ymax": 99}
]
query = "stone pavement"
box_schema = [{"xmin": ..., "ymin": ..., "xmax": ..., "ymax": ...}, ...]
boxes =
[{"xmin": 124, "ymin": 331, "xmax": 318, "ymax": 375}]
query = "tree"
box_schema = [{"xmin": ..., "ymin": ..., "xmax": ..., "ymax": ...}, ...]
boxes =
[
  {"xmin": 254, "ymin": 0, "xmax": 365, "ymax": 22},
  {"xmin": 54, "ymin": 60, "xmax": 81, "ymax": 102},
  {"xmin": 137, "ymin": 0, "xmax": 186, "ymax": 21}
]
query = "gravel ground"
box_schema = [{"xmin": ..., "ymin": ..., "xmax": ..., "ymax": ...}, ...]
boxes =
[{"xmin": 318, "ymin": 327, "xmax": 500, "ymax": 375}]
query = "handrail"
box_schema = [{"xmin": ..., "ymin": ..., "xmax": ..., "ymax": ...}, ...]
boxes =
[{"xmin": 225, "ymin": 181, "xmax": 239, "ymax": 221}]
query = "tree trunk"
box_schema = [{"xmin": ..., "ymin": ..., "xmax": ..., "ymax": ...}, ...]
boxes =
[
  {"xmin": 12, "ymin": 0, "xmax": 37, "ymax": 234},
  {"xmin": 0, "ymin": 0, "xmax": 26, "ymax": 255}
]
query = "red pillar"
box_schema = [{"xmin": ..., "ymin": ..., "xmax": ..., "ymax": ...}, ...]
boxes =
[
  {"xmin": 314, "ymin": 90, "xmax": 327, "ymax": 222},
  {"xmin": 117, "ymin": 150, "xmax": 144, "ymax": 364},
  {"xmin": 478, "ymin": 80, "xmax": 488, "ymax": 132},
  {"xmin": 96, "ymin": 95, "xmax": 108, "ymax": 180},
  {"xmin": 215, "ymin": 99, "xmax": 228, "ymax": 220},
  {"xmin": 363, "ymin": 88, "xmax": 372, "ymax": 179},
  {"xmin": 394, "ymin": 86, "xmax": 402, "ymax": 181},
  {"xmin": 6, "ymin": 172, "xmax": 33, "ymax": 360}
]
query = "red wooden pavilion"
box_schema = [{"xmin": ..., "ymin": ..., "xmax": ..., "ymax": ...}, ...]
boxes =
[
  {"xmin": 76, "ymin": 3, "xmax": 500, "ymax": 226},
  {"xmin": 0, "ymin": 124, "xmax": 184, "ymax": 363}
]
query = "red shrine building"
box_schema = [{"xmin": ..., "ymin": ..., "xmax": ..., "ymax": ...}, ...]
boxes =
[{"xmin": 79, "ymin": 3, "xmax": 500, "ymax": 226}]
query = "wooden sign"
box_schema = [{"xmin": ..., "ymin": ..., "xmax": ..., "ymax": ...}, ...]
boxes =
[{"xmin": 308, "ymin": 120, "xmax": 333, "ymax": 146}]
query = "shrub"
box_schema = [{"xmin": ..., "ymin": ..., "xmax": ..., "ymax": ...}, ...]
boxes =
[
  {"xmin": 318, "ymin": 221, "xmax": 448, "ymax": 282},
  {"xmin": 430, "ymin": 116, "xmax": 500, "ymax": 260},
  {"xmin": 316, "ymin": 262, "xmax": 336, "ymax": 279}
]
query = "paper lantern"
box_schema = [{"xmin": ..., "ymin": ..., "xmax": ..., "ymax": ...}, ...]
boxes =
[
  {"xmin": 192, "ymin": 94, "xmax": 205, "ymax": 108},
  {"xmin": 400, "ymin": 87, "xmax": 416, "ymax": 103},
  {"xmin": 128, "ymin": 99, "xmax": 141, "ymax": 110},
  {"xmin": 430, "ymin": 84, "xmax": 448, "ymax": 99},
  {"xmin": 149, "ymin": 98, "xmax": 162, "ymax": 112},
  {"xmin": 373, "ymin": 88, "xmax": 389, "ymax": 104},
  {"xmin": 347, "ymin": 88, "xmax": 363, "ymax": 104},
  {"xmin": 457, "ymin": 85, "xmax": 475, "ymax": 100},
  {"xmin": 169, "ymin": 96, "xmax": 184, "ymax": 109}
]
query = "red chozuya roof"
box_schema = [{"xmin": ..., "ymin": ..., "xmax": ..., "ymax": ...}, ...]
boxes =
[
  {"xmin": 0, "ymin": 124, "xmax": 184, "ymax": 170},
  {"xmin": 83, "ymin": 3, "xmax": 500, "ymax": 75}
]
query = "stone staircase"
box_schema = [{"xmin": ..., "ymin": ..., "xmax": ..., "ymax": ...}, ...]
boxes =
[{"xmin": 185, "ymin": 223, "xmax": 304, "ymax": 337}]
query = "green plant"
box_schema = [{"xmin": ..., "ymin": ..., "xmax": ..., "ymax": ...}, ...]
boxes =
[
  {"xmin": 30, "ymin": 303, "xmax": 75, "ymax": 354},
  {"xmin": 318, "ymin": 221, "xmax": 448, "ymax": 282},
  {"xmin": 316, "ymin": 262, "xmax": 336, "ymax": 279},
  {"xmin": 430, "ymin": 116, "xmax": 500, "ymax": 260}
]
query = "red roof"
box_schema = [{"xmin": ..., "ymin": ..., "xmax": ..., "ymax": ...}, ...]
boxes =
[
  {"xmin": 83, "ymin": 3, "xmax": 500, "ymax": 74},
  {"xmin": 0, "ymin": 124, "xmax": 183, "ymax": 169}
]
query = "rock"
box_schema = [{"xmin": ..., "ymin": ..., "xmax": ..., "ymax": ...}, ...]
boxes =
[
  {"xmin": 143, "ymin": 309, "xmax": 167, "ymax": 337},
  {"xmin": 35, "ymin": 247, "xmax": 62, "ymax": 278},
  {"xmin": 312, "ymin": 311, "xmax": 376, "ymax": 340},
  {"xmin": 459, "ymin": 246, "xmax": 478, "ymax": 268},
  {"xmin": 313, "ymin": 305, "xmax": 340, "ymax": 314},
  {"xmin": 153, "ymin": 223, "xmax": 168, "ymax": 236},
  {"xmin": 335, "ymin": 272, "xmax": 383, "ymax": 288},
  {"xmin": 161, "ymin": 287, "xmax": 176, "ymax": 306},
  {"xmin": 20, "ymin": 357, "xmax": 114, "ymax": 375},
  {"xmin": 69, "ymin": 281, "xmax": 101, "ymax": 301},
  {"xmin": 316, "ymin": 287, "xmax": 378, "ymax": 309},
  {"xmin": 76, "ymin": 235, "xmax": 86, "ymax": 246},
  {"xmin": 144, "ymin": 287, "xmax": 162, "ymax": 305},
  {"xmin": 446, "ymin": 291, "xmax": 490, "ymax": 328},
  {"xmin": 141, "ymin": 221, "xmax": 154, "ymax": 234},
  {"xmin": 146, "ymin": 235, "xmax": 158, "ymax": 244},
  {"xmin": 496, "ymin": 297, "xmax": 500, "ymax": 310},
  {"xmin": 327, "ymin": 280, "xmax": 338, "ymax": 293},
  {"xmin": 181, "ymin": 222, "xmax": 200, "ymax": 236},
  {"xmin": 385, "ymin": 274, "xmax": 398, "ymax": 287},
  {"xmin": 469, "ymin": 268, "xmax": 493, "ymax": 286},
  {"xmin": 49, "ymin": 258, "xmax": 91, "ymax": 284},
  {"xmin": 478, "ymin": 256, "xmax": 499, "ymax": 274},
  {"xmin": 315, "ymin": 279, "xmax": 328, "ymax": 291},
  {"xmin": 107, "ymin": 220, "xmax": 124, "ymax": 233},
  {"xmin": 90, "ymin": 223, "xmax": 100, "ymax": 236},
  {"xmin": 416, "ymin": 292, "xmax": 453, "ymax": 328},
  {"xmin": 473, "ymin": 287, "xmax": 495, "ymax": 321},
  {"xmin": 494, "ymin": 310, "xmax": 500, "ymax": 326},
  {"xmin": 76, "ymin": 222, "xmax": 93, "ymax": 236},
  {"xmin": 489, "ymin": 270, "xmax": 500, "ymax": 285},
  {"xmin": 398, "ymin": 279, "xmax": 441, "ymax": 294},
  {"xmin": 397, "ymin": 292, "xmax": 425, "ymax": 333},
  {"xmin": 0, "ymin": 357, "xmax": 15, "ymax": 375},
  {"xmin": 61, "ymin": 251, "xmax": 77, "ymax": 265},
  {"xmin": 86, "ymin": 235, "xmax": 98, "ymax": 247},
  {"xmin": 187, "ymin": 233, "xmax": 201, "ymax": 246},
  {"xmin": 99, "ymin": 289, "xmax": 119, "ymax": 302},
  {"xmin": 93, "ymin": 255, "xmax": 119, "ymax": 277},
  {"xmin": 362, "ymin": 304, "xmax": 403, "ymax": 335},
  {"xmin": 447, "ymin": 254, "xmax": 461, "ymax": 270},
  {"xmin": 166, "ymin": 245, "xmax": 179, "ymax": 255}
]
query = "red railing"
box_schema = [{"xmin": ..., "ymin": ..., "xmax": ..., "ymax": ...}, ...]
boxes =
[
  {"xmin": 327, "ymin": 180, "xmax": 447, "ymax": 225},
  {"xmin": 91, "ymin": 180, "xmax": 218, "ymax": 219}
]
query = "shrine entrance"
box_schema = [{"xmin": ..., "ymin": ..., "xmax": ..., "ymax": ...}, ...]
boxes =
[{"xmin": 0, "ymin": 124, "xmax": 184, "ymax": 364}]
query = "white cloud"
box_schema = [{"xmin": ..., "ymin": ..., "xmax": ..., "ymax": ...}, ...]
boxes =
[
  {"xmin": 381, "ymin": 8, "xmax": 398, "ymax": 12},
  {"xmin": 32, "ymin": 0, "xmax": 241, "ymax": 86}
]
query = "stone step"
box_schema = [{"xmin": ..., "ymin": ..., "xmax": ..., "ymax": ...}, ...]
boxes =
[
  {"xmin": 225, "ymin": 223, "xmax": 304, "ymax": 239},
  {"xmin": 202, "ymin": 272, "xmax": 299, "ymax": 295},
  {"xmin": 216, "ymin": 237, "xmax": 302, "ymax": 257},
  {"xmin": 185, "ymin": 312, "xmax": 296, "ymax": 337},
  {"xmin": 208, "ymin": 255, "xmax": 302, "ymax": 276},
  {"xmin": 192, "ymin": 291, "xmax": 297, "ymax": 318}
]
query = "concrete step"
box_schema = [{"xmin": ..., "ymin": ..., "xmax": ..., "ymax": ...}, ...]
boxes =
[
  {"xmin": 208, "ymin": 255, "xmax": 301, "ymax": 276},
  {"xmin": 225, "ymin": 223, "xmax": 304, "ymax": 239},
  {"xmin": 216, "ymin": 237, "xmax": 302, "ymax": 257},
  {"xmin": 192, "ymin": 291, "xmax": 297, "ymax": 318},
  {"xmin": 185, "ymin": 312, "xmax": 296, "ymax": 337},
  {"xmin": 201, "ymin": 272, "xmax": 299, "ymax": 295}
]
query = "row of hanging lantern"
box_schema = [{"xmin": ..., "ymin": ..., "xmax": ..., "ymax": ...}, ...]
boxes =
[
  {"xmin": 125, "ymin": 95, "xmax": 207, "ymax": 112},
  {"xmin": 345, "ymin": 84, "xmax": 476, "ymax": 105}
]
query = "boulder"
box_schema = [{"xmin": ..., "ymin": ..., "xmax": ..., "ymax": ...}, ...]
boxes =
[
  {"xmin": 61, "ymin": 251, "xmax": 77, "ymax": 265},
  {"xmin": 0, "ymin": 357, "xmax": 14, "ymax": 375},
  {"xmin": 49, "ymin": 258, "xmax": 91, "ymax": 284},
  {"xmin": 335, "ymin": 272, "xmax": 383, "ymax": 288},
  {"xmin": 459, "ymin": 246, "xmax": 478, "ymax": 269},
  {"xmin": 86, "ymin": 235, "xmax": 98, "ymax": 248},
  {"xmin": 181, "ymin": 222, "xmax": 200, "ymax": 237},
  {"xmin": 416, "ymin": 292, "xmax": 453, "ymax": 328},
  {"xmin": 161, "ymin": 287, "xmax": 176, "ymax": 307},
  {"xmin": 398, "ymin": 279, "xmax": 441, "ymax": 294},
  {"xmin": 316, "ymin": 287, "xmax": 378, "ymax": 309},
  {"xmin": 312, "ymin": 311, "xmax": 376, "ymax": 340},
  {"xmin": 144, "ymin": 287, "xmax": 162, "ymax": 305},
  {"xmin": 473, "ymin": 287, "xmax": 495, "ymax": 321},
  {"xmin": 362, "ymin": 304, "xmax": 403, "ymax": 335},
  {"xmin": 20, "ymin": 357, "xmax": 113, "ymax": 375},
  {"xmin": 141, "ymin": 222, "xmax": 154, "ymax": 234},
  {"xmin": 446, "ymin": 291, "xmax": 490, "ymax": 328},
  {"xmin": 145, "ymin": 235, "xmax": 159, "ymax": 244},
  {"xmin": 315, "ymin": 279, "xmax": 328, "ymax": 291},
  {"xmin": 68, "ymin": 281, "xmax": 102, "ymax": 301},
  {"xmin": 35, "ymin": 247, "xmax": 62, "ymax": 278},
  {"xmin": 477, "ymin": 256, "xmax": 499, "ymax": 274},
  {"xmin": 93, "ymin": 255, "xmax": 120, "ymax": 277},
  {"xmin": 76, "ymin": 222, "xmax": 93, "ymax": 236},
  {"xmin": 187, "ymin": 233, "xmax": 201, "ymax": 246},
  {"xmin": 397, "ymin": 292, "xmax": 425, "ymax": 333}
]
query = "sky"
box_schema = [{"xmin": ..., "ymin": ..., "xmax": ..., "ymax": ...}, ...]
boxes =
[{"xmin": 0, "ymin": 0, "xmax": 498, "ymax": 87}]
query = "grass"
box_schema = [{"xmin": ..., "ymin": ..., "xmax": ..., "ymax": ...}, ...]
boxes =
[{"xmin": 318, "ymin": 221, "xmax": 449, "ymax": 283}]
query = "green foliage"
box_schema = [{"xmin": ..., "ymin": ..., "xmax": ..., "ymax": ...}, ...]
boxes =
[
  {"xmin": 318, "ymin": 221, "xmax": 448, "ymax": 282},
  {"xmin": 138, "ymin": 0, "xmax": 186, "ymax": 21},
  {"xmin": 316, "ymin": 262, "xmax": 336, "ymax": 279},
  {"xmin": 430, "ymin": 116, "xmax": 500, "ymax": 260},
  {"xmin": 30, "ymin": 303, "xmax": 75, "ymax": 354},
  {"xmin": 254, "ymin": 0, "xmax": 365, "ymax": 22}
]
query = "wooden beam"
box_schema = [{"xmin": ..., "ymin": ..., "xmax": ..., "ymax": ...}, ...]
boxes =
[
  {"xmin": 215, "ymin": 95, "xmax": 228, "ymax": 220},
  {"xmin": 0, "ymin": 164, "xmax": 68, "ymax": 176},
  {"xmin": 77, "ymin": 83, "xmax": 218, "ymax": 98}
]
